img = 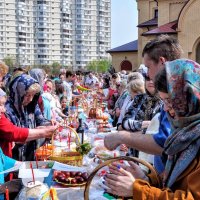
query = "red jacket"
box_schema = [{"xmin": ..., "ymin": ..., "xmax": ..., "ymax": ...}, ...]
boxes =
[{"xmin": 0, "ymin": 114, "xmax": 28, "ymax": 157}]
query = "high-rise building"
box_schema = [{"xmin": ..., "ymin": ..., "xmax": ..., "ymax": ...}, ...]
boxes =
[{"xmin": 0, "ymin": 0, "xmax": 111, "ymax": 69}]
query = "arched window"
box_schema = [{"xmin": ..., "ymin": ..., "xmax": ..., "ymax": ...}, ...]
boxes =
[
  {"xmin": 196, "ymin": 43, "xmax": 200, "ymax": 64},
  {"xmin": 120, "ymin": 60, "xmax": 132, "ymax": 71}
]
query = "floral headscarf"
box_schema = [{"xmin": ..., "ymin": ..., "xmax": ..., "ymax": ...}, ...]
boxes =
[
  {"xmin": 5, "ymin": 74, "xmax": 44, "ymax": 128},
  {"xmin": 163, "ymin": 59, "xmax": 200, "ymax": 187}
]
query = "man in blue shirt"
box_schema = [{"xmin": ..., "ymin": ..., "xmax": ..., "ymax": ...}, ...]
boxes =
[{"xmin": 104, "ymin": 35, "xmax": 183, "ymax": 172}]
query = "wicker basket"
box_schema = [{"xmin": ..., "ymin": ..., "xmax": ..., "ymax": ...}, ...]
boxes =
[
  {"xmin": 49, "ymin": 125, "xmax": 83, "ymax": 166},
  {"xmin": 84, "ymin": 156, "xmax": 161, "ymax": 200}
]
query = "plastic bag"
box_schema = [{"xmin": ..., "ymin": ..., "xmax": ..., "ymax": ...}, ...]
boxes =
[{"xmin": 15, "ymin": 182, "xmax": 49, "ymax": 200}]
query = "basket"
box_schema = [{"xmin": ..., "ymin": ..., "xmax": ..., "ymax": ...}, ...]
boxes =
[
  {"xmin": 35, "ymin": 145, "xmax": 52, "ymax": 161},
  {"xmin": 49, "ymin": 125, "xmax": 83, "ymax": 166},
  {"xmin": 84, "ymin": 156, "xmax": 162, "ymax": 200}
]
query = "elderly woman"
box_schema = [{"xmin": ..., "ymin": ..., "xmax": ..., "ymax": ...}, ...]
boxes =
[
  {"xmin": 111, "ymin": 80, "xmax": 128, "ymax": 126},
  {"xmin": 6, "ymin": 73, "xmax": 51, "ymax": 161},
  {"xmin": 0, "ymin": 62, "xmax": 9, "ymax": 90},
  {"xmin": 0, "ymin": 88, "xmax": 56, "ymax": 158},
  {"xmin": 105, "ymin": 59, "xmax": 200, "ymax": 199},
  {"xmin": 117, "ymin": 72, "xmax": 145, "ymax": 127},
  {"xmin": 122, "ymin": 72, "xmax": 163, "ymax": 133}
]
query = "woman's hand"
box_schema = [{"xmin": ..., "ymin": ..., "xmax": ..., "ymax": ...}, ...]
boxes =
[
  {"xmin": 109, "ymin": 162, "xmax": 149, "ymax": 181},
  {"xmin": 115, "ymin": 108, "xmax": 120, "ymax": 117},
  {"xmin": 142, "ymin": 121, "xmax": 151, "ymax": 129},
  {"xmin": 117, "ymin": 125, "xmax": 123, "ymax": 131},
  {"xmin": 104, "ymin": 166, "xmax": 135, "ymax": 197},
  {"xmin": 120, "ymin": 144, "xmax": 128, "ymax": 152}
]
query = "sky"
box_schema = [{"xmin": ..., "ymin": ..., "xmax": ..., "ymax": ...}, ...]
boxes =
[{"xmin": 111, "ymin": 0, "xmax": 138, "ymax": 48}]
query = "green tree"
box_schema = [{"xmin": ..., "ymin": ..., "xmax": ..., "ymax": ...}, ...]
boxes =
[
  {"xmin": 51, "ymin": 61, "xmax": 61, "ymax": 75},
  {"xmin": 41, "ymin": 65, "xmax": 53, "ymax": 75},
  {"xmin": 86, "ymin": 59, "xmax": 111, "ymax": 73},
  {"xmin": 3, "ymin": 55, "xmax": 16, "ymax": 72}
]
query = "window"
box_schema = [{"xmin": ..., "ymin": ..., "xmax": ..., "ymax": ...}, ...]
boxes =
[{"xmin": 154, "ymin": 9, "xmax": 158, "ymax": 18}]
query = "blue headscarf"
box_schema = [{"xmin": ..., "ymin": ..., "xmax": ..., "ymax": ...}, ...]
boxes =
[
  {"xmin": 163, "ymin": 59, "xmax": 200, "ymax": 187},
  {"xmin": 29, "ymin": 68, "xmax": 46, "ymax": 90},
  {"xmin": 6, "ymin": 74, "xmax": 46, "ymax": 128}
]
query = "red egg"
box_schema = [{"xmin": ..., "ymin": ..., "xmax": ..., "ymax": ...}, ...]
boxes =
[
  {"xmin": 64, "ymin": 171, "xmax": 70, "ymax": 178},
  {"xmin": 70, "ymin": 171, "xmax": 76, "ymax": 178},
  {"xmin": 75, "ymin": 171, "xmax": 82, "ymax": 177},
  {"xmin": 71, "ymin": 178, "xmax": 77, "ymax": 184},
  {"xmin": 81, "ymin": 172, "xmax": 88, "ymax": 181}
]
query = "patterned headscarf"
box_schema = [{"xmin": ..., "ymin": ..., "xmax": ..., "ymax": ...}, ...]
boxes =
[
  {"xmin": 163, "ymin": 59, "xmax": 200, "ymax": 187},
  {"xmin": 5, "ymin": 74, "xmax": 41, "ymax": 127},
  {"xmin": 29, "ymin": 68, "xmax": 46, "ymax": 90}
]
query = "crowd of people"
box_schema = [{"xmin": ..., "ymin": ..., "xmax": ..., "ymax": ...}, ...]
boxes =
[{"xmin": 0, "ymin": 34, "xmax": 200, "ymax": 199}]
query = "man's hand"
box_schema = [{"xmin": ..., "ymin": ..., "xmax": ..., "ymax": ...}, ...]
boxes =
[{"xmin": 104, "ymin": 133, "xmax": 121, "ymax": 150}]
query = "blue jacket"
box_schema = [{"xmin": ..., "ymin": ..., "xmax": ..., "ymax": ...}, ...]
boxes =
[{"xmin": 153, "ymin": 108, "xmax": 171, "ymax": 173}]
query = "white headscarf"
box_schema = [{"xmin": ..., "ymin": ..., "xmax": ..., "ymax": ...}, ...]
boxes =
[{"xmin": 0, "ymin": 88, "xmax": 6, "ymax": 97}]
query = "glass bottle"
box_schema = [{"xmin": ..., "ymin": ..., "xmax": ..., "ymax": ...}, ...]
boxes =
[{"xmin": 76, "ymin": 118, "xmax": 84, "ymax": 144}]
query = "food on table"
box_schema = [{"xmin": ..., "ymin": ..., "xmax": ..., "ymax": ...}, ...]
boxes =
[
  {"xmin": 70, "ymin": 171, "xmax": 76, "ymax": 178},
  {"xmin": 81, "ymin": 172, "xmax": 89, "ymax": 181},
  {"xmin": 64, "ymin": 171, "xmax": 70, "ymax": 178},
  {"xmin": 40, "ymin": 162, "xmax": 54, "ymax": 169},
  {"xmin": 71, "ymin": 178, "xmax": 77, "ymax": 184},
  {"xmin": 76, "ymin": 171, "xmax": 82, "ymax": 176},
  {"xmin": 76, "ymin": 142, "xmax": 92, "ymax": 155},
  {"xmin": 26, "ymin": 183, "xmax": 49, "ymax": 199},
  {"xmin": 76, "ymin": 84, "xmax": 91, "ymax": 92},
  {"xmin": 54, "ymin": 170, "xmax": 89, "ymax": 186},
  {"xmin": 76, "ymin": 177, "xmax": 84, "ymax": 184}
]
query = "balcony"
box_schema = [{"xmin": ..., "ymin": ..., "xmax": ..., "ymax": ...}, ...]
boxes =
[
  {"xmin": 62, "ymin": 45, "xmax": 70, "ymax": 50},
  {"xmin": 37, "ymin": 40, "xmax": 49, "ymax": 44},
  {"xmin": 38, "ymin": 5, "xmax": 48, "ymax": 10},
  {"xmin": 62, "ymin": 24, "xmax": 71, "ymax": 29},
  {"xmin": 36, "ymin": 33, "xmax": 48, "ymax": 39},
  {"xmin": 18, "ymin": 32, "xmax": 26, "ymax": 38},
  {"xmin": 62, "ymin": 39, "xmax": 70, "ymax": 45},
  {"xmin": 37, "ymin": 23, "xmax": 49, "ymax": 28},
  {"xmin": 18, "ymin": 39, "xmax": 26, "ymax": 44}
]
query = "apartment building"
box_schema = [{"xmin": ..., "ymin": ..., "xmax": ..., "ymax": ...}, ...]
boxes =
[{"xmin": 0, "ymin": 0, "xmax": 111, "ymax": 69}]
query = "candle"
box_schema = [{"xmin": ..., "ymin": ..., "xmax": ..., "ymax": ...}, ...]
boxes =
[
  {"xmin": 42, "ymin": 146, "xmax": 44, "ymax": 160},
  {"xmin": 30, "ymin": 162, "xmax": 35, "ymax": 185},
  {"xmin": 59, "ymin": 133, "xmax": 61, "ymax": 143},
  {"xmin": 35, "ymin": 153, "xmax": 39, "ymax": 169},
  {"xmin": 68, "ymin": 131, "xmax": 71, "ymax": 150},
  {"xmin": 50, "ymin": 188, "xmax": 55, "ymax": 200},
  {"xmin": 5, "ymin": 187, "xmax": 9, "ymax": 200}
]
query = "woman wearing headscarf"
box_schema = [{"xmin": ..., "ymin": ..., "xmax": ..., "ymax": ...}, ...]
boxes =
[
  {"xmin": 6, "ymin": 73, "xmax": 51, "ymax": 161},
  {"xmin": 0, "ymin": 62, "xmax": 9, "ymax": 91},
  {"xmin": 29, "ymin": 68, "xmax": 52, "ymax": 121},
  {"xmin": 104, "ymin": 59, "xmax": 200, "ymax": 199},
  {"xmin": 29, "ymin": 68, "xmax": 46, "ymax": 88},
  {"xmin": 0, "ymin": 88, "xmax": 56, "ymax": 159}
]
